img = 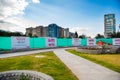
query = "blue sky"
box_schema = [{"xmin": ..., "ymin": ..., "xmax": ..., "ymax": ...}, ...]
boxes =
[
  {"xmin": 0, "ymin": 0, "xmax": 120, "ymax": 37},
  {"xmin": 25, "ymin": 0, "xmax": 120, "ymax": 37}
]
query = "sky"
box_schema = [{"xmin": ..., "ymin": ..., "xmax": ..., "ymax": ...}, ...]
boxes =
[{"xmin": 0, "ymin": 0, "xmax": 120, "ymax": 37}]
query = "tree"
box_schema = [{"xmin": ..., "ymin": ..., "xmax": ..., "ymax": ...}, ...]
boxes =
[
  {"xmin": 33, "ymin": 34, "xmax": 38, "ymax": 37},
  {"xmin": 110, "ymin": 32, "xmax": 116, "ymax": 38},
  {"xmin": 74, "ymin": 31, "xmax": 78, "ymax": 38},
  {"xmin": 27, "ymin": 33, "xmax": 32, "ymax": 37},
  {"xmin": 116, "ymin": 32, "xmax": 120, "ymax": 38},
  {"xmin": 110, "ymin": 31, "xmax": 120, "ymax": 38},
  {"xmin": 95, "ymin": 34, "xmax": 104, "ymax": 38},
  {"xmin": 79, "ymin": 34, "xmax": 86, "ymax": 38},
  {"xmin": 0, "ymin": 30, "xmax": 24, "ymax": 36}
]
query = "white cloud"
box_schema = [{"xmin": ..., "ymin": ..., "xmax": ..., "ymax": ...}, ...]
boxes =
[
  {"xmin": 0, "ymin": 0, "xmax": 29, "ymax": 33},
  {"xmin": 0, "ymin": 0, "xmax": 28, "ymax": 19},
  {"xmin": 69, "ymin": 26, "xmax": 103, "ymax": 38},
  {"xmin": 32, "ymin": 0, "xmax": 40, "ymax": 3},
  {"xmin": 69, "ymin": 27, "xmax": 88, "ymax": 35},
  {"xmin": 0, "ymin": 0, "xmax": 40, "ymax": 33},
  {"xmin": 0, "ymin": 17, "xmax": 39, "ymax": 33}
]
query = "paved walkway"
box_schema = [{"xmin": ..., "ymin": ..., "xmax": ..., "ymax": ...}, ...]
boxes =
[
  {"xmin": 0, "ymin": 49, "xmax": 51, "ymax": 58},
  {"xmin": 0, "ymin": 48, "xmax": 73, "ymax": 58},
  {"xmin": 0, "ymin": 48, "xmax": 120, "ymax": 80},
  {"xmin": 54, "ymin": 49, "xmax": 120, "ymax": 80}
]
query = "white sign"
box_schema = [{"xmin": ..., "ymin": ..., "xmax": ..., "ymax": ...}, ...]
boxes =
[
  {"xmin": 46, "ymin": 38, "xmax": 57, "ymax": 47},
  {"xmin": 113, "ymin": 38, "xmax": 120, "ymax": 45},
  {"xmin": 72, "ymin": 38, "xmax": 81, "ymax": 46},
  {"xmin": 87, "ymin": 38, "xmax": 96, "ymax": 46},
  {"xmin": 11, "ymin": 37, "xmax": 30, "ymax": 49}
]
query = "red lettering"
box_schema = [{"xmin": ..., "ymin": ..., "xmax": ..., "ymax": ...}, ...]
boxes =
[
  {"xmin": 48, "ymin": 38, "xmax": 55, "ymax": 42},
  {"xmin": 48, "ymin": 39, "xmax": 51, "ymax": 42},
  {"xmin": 89, "ymin": 43, "xmax": 93, "ymax": 44},
  {"xmin": 48, "ymin": 43, "xmax": 55, "ymax": 47},
  {"xmin": 89, "ymin": 39, "xmax": 94, "ymax": 42},
  {"xmin": 49, "ymin": 44, "xmax": 51, "ymax": 46},
  {"xmin": 16, "ymin": 37, "xmax": 25, "ymax": 40},
  {"xmin": 51, "ymin": 43, "xmax": 55, "ymax": 46},
  {"xmin": 115, "ymin": 40, "xmax": 120, "ymax": 41}
]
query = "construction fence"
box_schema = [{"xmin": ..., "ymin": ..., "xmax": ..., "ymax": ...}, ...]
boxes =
[{"xmin": 0, "ymin": 37, "xmax": 119, "ymax": 50}]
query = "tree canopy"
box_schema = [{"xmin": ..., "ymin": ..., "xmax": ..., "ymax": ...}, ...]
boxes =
[
  {"xmin": 0, "ymin": 30, "xmax": 24, "ymax": 37},
  {"xmin": 95, "ymin": 34, "xmax": 104, "ymax": 38},
  {"xmin": 110, "ymin": 32, "xmax": 120, "ymax": 38},
  {"xmin": 74, "ymin": 31, "xmax": 78, "ymax": 38}
]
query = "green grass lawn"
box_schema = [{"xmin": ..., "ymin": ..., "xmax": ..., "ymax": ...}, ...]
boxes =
[
  {"xmin": 0, "ymin": 52, "xmax": 78, "ymax": 80},
  {"xmin": 67, "ymin": 49, "xmax": 120, "ymax": 73}
]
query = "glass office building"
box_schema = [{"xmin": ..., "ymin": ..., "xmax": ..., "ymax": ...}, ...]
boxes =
[{"xmin": 104, "ymin": 14, "xmax": 116, "ymax": 38}]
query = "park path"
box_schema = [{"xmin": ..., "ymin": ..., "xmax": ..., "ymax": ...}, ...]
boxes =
[
  {"xmin": 0, "ymin": 48, "xmax": 72, "ymax": 58},
  {"xmin": 54, "ymin": 49, "xmax": 120, "ymax": 80},
  {"xmin": 0, "ymin": 49, "xmax": 51, "ymax": 58}
]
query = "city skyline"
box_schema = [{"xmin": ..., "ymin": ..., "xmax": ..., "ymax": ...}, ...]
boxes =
[
  {"xmin": 0, "ymin": 0, "xmax": 120, "ymax": 37},
  {"xmin": 26, "ymin": 23, "xmax": 71, "ymax": 38}
]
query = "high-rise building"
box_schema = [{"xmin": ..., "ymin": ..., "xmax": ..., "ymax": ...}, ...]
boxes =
[
  {"xmin": 104, "ymin": 14, "xmax": 116, "ymax": 37},
  {"xmin": 36, "ymin": 26, "xmax": 43, "ymax": 37},
  {"xmin": 42, "ymin": 27, "xmax": 47, "ymax": 37},
  {"xmin": 59, "ymin": 27, "xmax": 64, "ymax": 38},
  {"xmin": 26, "ymin": 27, "xmax": 33, "ymax": 36},
  {"xmin": 64, "ymin": 28, "xmax": 69, "ymax": 38},
  {"xmin": 69, "ymin": 32, "xmax": 75, "ymax": 38},
  {"xmin": 47, "ymin": 24, "xmax": 60, "ymax": 37},
  {"xmin": 26, "ymin": 26, "xmax": 44, "ymax": 37}
]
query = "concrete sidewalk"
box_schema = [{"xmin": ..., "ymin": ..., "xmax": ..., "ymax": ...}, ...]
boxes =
[
  {"xmin": 0, "ymin": 49, "xmax": 51, "ymax": 58},
  {"xmin": 0, "ymin": 48, "xmax": 73, "ymax": 58},
  {"xmin": 54, "ymin": 49, "xmax": 120, "ymax": 80}
]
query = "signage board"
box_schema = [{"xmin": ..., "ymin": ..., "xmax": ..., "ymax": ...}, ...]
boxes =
[
  {"xmin": 87, "ymin": 38, "xmax": 96, "ymax": 46},
  {"xmin": 72, "ymin": 38, "xmax": 81, "ymax": 46},
  {"xmin": 113, "ymin": 38, "xmax": 120, "ymax": 45},
  {"xmin": 46, "ymin": 38, "xmax": 57, "ymax": 47},
  {"xmin": 11, "ymin": 36, "xmax": 30, "ymax": 49}
]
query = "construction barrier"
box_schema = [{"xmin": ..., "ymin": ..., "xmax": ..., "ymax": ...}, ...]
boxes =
[{"xmin": 0, "ymin": 36, "xmax": 119, "ymax": 50}]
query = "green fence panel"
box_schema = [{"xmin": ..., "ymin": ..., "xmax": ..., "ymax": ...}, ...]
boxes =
[
  {"xmin": 66, "ymin": 39, "xmax": 72, "ymax": 46},
  {"xmin": 96, "ymin": 38, "xmax": 112, "ymax": 44},
  {"xmin": 30, "ymin": 38, "xmax": 46, "ymax": 49},
  {"xmin": 0, "ymin": 37, "xmax": 11, "ymax": 50},
  {"xmin": 81, "ymin": 38, "xmax": 87, "ymax": 46},
  {"xmin": 57, "ymin": 38, "xmax": 67, "ymax": 47},
  {"xmin": 30, "ymin": 38, "xmax": 34, "ymax": 48},
  {"xmin": 57, "ymin": 38, "xmax": 72, "ymax": 47}
]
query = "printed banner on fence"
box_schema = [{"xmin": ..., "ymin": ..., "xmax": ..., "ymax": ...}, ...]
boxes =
[
  {"xmin": 46, "ymin": 37, "xmax": 57, "ymax": 47},
  {"xmin": 11, "ymin": 36, "xmax": 30, "ymax": 49},
  {"xmin": 113, "ymin": 38, "xmax": 120, "ymax": 45},
  {"xmin": 87, "ymin": 38, "xmax": 96, "ymax": 46},
  {"xmin": 72, "ymin": 38, "xmax": 81, "ymax": 46}
]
